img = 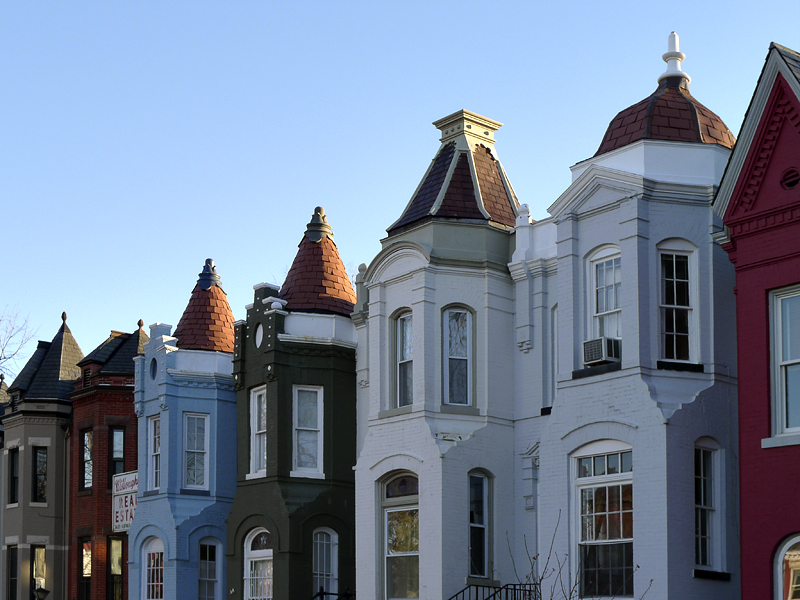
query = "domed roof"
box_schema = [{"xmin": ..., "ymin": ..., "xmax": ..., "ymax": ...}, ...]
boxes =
[{"xmin": 595, "ymin": 33, "xmax": 735, "ymax": 156}]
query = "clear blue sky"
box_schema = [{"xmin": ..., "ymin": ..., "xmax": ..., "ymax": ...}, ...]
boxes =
[{"xmin": 2, "ymin": 1, "xmax": 798, "ymax": 374}]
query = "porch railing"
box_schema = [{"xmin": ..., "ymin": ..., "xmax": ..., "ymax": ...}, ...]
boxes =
[{"xmin": 447, "ymin": 583, "xmax": 537, "ymax": 600}]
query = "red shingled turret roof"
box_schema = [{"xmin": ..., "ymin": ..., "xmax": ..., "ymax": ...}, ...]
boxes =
[
  {"xmin": 173, "ymin": 259, "xmax": 236, "ymax": 353},
  {"xmin": 596, "ymin": 32, "xmax": 735, "ymax": 156},
  {"xmin": 387, "ymin": 110, "xmax": 518, "ymax": 236},
  {"xmin": 280, "ymin": 207, "xmax": 356, "ymax": 317}
]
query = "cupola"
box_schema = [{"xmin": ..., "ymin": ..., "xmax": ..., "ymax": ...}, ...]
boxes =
[
  {"xmin": 387, "ymin": 109, "xmax": 519, "ymax": 236},
  {"xmin": 595, "ymin": 32, "xmax": 735, "ymax": 156},
  {"xmin": 173, "ymin": 259, "xmax": 236, "ymax": 353}
]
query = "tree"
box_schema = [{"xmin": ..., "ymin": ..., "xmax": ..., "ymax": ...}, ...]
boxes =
[{"xmin": 0, "ymin": 306, "xmax": 36, "ymax": 379}]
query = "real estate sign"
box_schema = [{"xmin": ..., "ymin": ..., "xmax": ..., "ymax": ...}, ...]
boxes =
[{"xmin": 112, "ymin": 471, "xmax": 138, "ymax": 532}]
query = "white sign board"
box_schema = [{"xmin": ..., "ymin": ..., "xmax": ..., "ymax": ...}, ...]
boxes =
[{"xmin": 112, "ymin": 471, "xmax": 138, "ymax": 532}]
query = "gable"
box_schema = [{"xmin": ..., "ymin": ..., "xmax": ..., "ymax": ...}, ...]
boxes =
[
  {"xmin": 725, "ymin": 74, "xmax": 800, "ymax": 225},
  {"xmin": 548, "ymin": 165, "xmax": 643, "ymax": 220}
]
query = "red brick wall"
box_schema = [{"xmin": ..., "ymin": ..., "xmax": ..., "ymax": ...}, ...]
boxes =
[
  {"xmin": 68, "ymin": 380, "xmax": 137, "ymax": 600},
  {"xmin": 723, "ymin": 73, "xmax": 800, "ymax": 600}
]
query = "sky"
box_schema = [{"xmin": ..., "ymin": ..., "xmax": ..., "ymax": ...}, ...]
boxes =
[{"xmin": 2, "ymin": 0, "xmax": 799, "ymax": 376}]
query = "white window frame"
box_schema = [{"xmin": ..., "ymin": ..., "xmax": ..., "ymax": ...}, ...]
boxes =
[
  {"xmin": 443, "ymin": 308, "xmax": 472, "ymax": 406},
  {"xmin": 198, "ymin": 537, "xmax": 221, "ymax": 600},
  {"xmin": 771, "ymin": 284, "xmax": 800, "ymax": 439},
  {"xmin": 291, "ymin": 385, "xmax": 324, "ymax": 478},
  {"xmin": 657, "ymin": 239, "xmax": 697, "ymax": 363},
  {"xmin": 573, "ymin": 439, "xmax": 634, "ymax": 598},
  {"xmin": 468, "ymin": 472, "xmax": 490, "ymax": 578},
  {"xmin": 396, "ymin": 312, "xmax": 413, "ymax": 408},
  {"xmin": 248, "ymin": 386, "xmax": 267, "ymax": 479},
  {"xmin": 588, "ymin": 246, "xmax": 622, "ymax": 340},
  {"xmin": 693, "ymin": 437, "xmax": 726, "ymax": 572},
  {"xmin": 312, "ymin": 527, "xmax": 339, "ymax": 594},
  {"xmin": 148, "ymin": 417, "xmax": 161, "ymax": 491},
  {"xmin": 244, "ymin": 528, "xmax": 273, "ymax": 600},
  {"xmin": 382, "ymin": 473, "xmax": 419, "ymax": 600},
  {"xmin": 183, "ymin": 413, "xmax": 210, "ymax": 490},
  {"xmin": 142, "ymin": 537, "xmax": 164, "ymax": 600}
]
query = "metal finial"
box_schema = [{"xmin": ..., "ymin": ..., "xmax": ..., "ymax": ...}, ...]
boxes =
[
  {"xmin": 305, "ymin": 206, "xmax": 334, "ymax": 243},
  {"xmin": 138, "ymin": 319, "xmax": 144, "ymax": 330},
  {"xmin": 62, "ymin": 312, "xmax": 67, "ymax": 322},
  {"xmin": 658, "ymin": 31, "xmax": 691, "ymax": 88},
  {"xmin": 197, "ymin": 258, "xmax": 222, "ymax": 290}
]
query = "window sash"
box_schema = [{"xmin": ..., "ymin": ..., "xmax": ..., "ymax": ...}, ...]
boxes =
[
  {"xmin": 397, "ymin": 314, "xmax": 413, "ymax": 407},
  {"xmin": 184, "ymin": 414, "xmax": 208, "ymax": 489},
  {"xmin": 31, "ymin": 545, "xmax": 46, "ymax": 592},
  {"xmin": 694, "ymin": 447, "xmax": 714, "ymax": 567},
  {"xmin": 7, "ymin": 546, "xmax": 17, "ymax": 600},
  {"xmin": 32, "ymin": 447, "xmax": 47, "ymax": 503},
  {"xmin": 469, "ymin": 474, "xmax": 488, "ymax": 577},
  {"xmin": 9, "ymin": 449, "xmax": 19, "ymax": 504},
  {"xmin": 593, "ymin": 257, "xmax": 621, "ymax": 338},
  {"xmin": 199, "ymin": 543, "xmax": 218, "ymax": 600},
  {"xmin": 251, "ymin": 389, "xmax": 267, "ymax": 474},
  {"xmin": 313, "ymin": 530, "xmax": 338, "ymax": 593},
  {"xmin": 445, "ymin": 310, "xmax": 471, "ymax": 406},
  {"xmin": 108, "ymin": 537, "xmax": 123, "ymax": 600},
  {"xmin": 293, "ymin": 387, "xmax": 323, "ymax": 473},
  {"xmin": 660, "ymin": 254, "xmax": 691, "ymax": 361},
  {"xmin": 385, "ymin": 507, "xmax": 420, "ymax": 600},
  {"xmin": 82, "ymin": 431, "xmax": 93, "ymax": 489},
  {"xmin": 145, "ymin": 549, "xmax": 164, "ymax": 599},
  {"xmin": 150, "ymin": 418, "xmax": 161, "ymax": 490},
  {"xmin": 110, "ymin": 428, "xmax": 125, "ymax": 485}
]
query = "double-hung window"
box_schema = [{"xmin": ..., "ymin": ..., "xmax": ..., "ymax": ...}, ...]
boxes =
[
  {"xmin": 78, "ymin": 538, "xmax": 91, "ymax": 600},
  {"xmin": 244, "ymin": 529, "xmax": 273, "ymax": 600},
  {"xmin": 109, "ymin": 428, "xmax": 125, "ymax": 485},
  {"xmin": 143, "ymin": 537, "xmax": 164, "ymax": 600},
  {"xmin": 8, "ymin": 448, "xmax": 19, "ymax": 504},
  {"xmin": 32, "ymin": 447, "xmax": 47, "ymax": 503},
  {"xmin": 469, "ymin": 472, "xmax": 489, "ymax": 578},
  {"xmin": 383, "ymin": 473, "xmax": 419, "ymax": 599},
  {"xmin": 199, "ymin": 539, "xmax": 220, "ymax": 600},
  {"xmin": 184, "ymin": 413, "xmax": 209, "ymax": 489},
  {"xmin": 694, "ymin": 446, "xmax": 714, "ymax": 567},
  {"xmin": 292, "ymin": 386, "xmax": 323, "ymax": 477},
  {"xmin": 108, "ymin": 537, "xmax": 123, "ymax": 600},
  {"xmin": 444, "ymin": 309, "xmax": 471, "ymax": 405},
  {"xmin": 250, "ymin": 386, "xmax": 267, "ymax": 477},
  {"xmin": 313, "ymin": 528, "xmax": 338, "ymax": 594},
  {"xmin": 772, "ymin": 285, "xmax": 800, "ymax": 435},
  {"xmin": 149, "ymin": 417, "xmax": 161, "ymax": 491},
  {"xmin": 7, "ymin": 545, "xmax": 17, "ymax": 599},
  {"xmin": 397, "ymin": 313, "xmax": 413, "ymax": 407},
  {"xmin": 81, "ymin": 430, "xmax": 93, "ymax": 490},
  {"xmin": 31, "ymin": 545, "xmax": 46, "ymax": 593},
  {"xmin": 576, "ymin": 442, "xmax": 633, "ymax": 597},
  {"xmin": 661, "ymin": 253, "xmax": 691, "ymax": 361},
  {"xmin": 592, "ymin": 252, "xmax": 622, "ymax": 339}
]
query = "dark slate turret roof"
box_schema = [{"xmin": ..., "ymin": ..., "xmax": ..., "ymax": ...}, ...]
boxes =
[
  {"xmin": 8, "ymin": 313, "xmax": 83, "ymax": 401},
  {"xmin": 173, "ymin": 260, "xmax": 236, "ymax": 353},
  {"xmin": 79, "ymin": 320, "xmax": 149, "ymax": 373},
  {"xmin": 280, "ymin": 207, "xmax": 356, "ymax": 317},
  {"xmin": 387, "ymin": 110, "xmax": 518, "ymax": 236},
  {"xmin": 596, "ymin": 32, "xmax": 735, "ymax": 156}
]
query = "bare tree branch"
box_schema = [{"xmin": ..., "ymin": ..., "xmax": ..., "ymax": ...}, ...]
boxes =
[{"xmin": 0, "ymin": 306, "xmax": 36, "ymax": 378}]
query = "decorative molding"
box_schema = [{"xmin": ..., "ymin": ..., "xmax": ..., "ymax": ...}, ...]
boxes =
[
  {"xmin": 517, "ymin": 340, "xmax": 532, "ymax": 354},
  {"xmin": 358, "ymin": 379, "xmax": 370, "ymax": 388}
]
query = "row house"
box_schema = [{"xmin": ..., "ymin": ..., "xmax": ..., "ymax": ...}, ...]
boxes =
[
  {"xmin": 69, "ymin": 323, "xmax": 148, "ymax": 600},
  {"xmin": 353, "ymin": 33, "xmax": 740, "ymax": 600},
  {"xmin": 714, "ymin": 43, "xmax": 800, "ymax": 600}
]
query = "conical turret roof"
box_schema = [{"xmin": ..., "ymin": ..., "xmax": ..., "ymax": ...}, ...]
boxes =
[
  {"xmin": 387, "ymin": 110, "xmax": 519, "ymax": 236},
  {"xmin": 596, "ymin": 32, "xmax": 735, "ymax": 156},
  {"xmin": 8, "ymin": 312, "xmax": 84, "ymax": 401},
  {"xmin": 279, "ymin": 207, "xmax": 356, "ymax": 317},
  {"xmin": 173, "ymin": 259, "xmax": 236, "ymax": 353}
]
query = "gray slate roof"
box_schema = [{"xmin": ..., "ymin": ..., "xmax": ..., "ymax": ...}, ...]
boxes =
[
  {"xmin": 772, "ymin": 43, "xmax": 800, "ymax": 85},
  {"xmin": 79, "ymin": 326, "xmax": 148, "ymax": 373},
  {"xmin": 8, "ymin": 317, "xmax": 83, "ymax": 402}
]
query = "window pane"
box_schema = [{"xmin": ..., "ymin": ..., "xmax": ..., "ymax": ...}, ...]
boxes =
[
  {"xmin": 386, "ymin": 510, "xmax": 419, "ymax": 554},
  {"xmin": 297, "ymin": 391, "xmax": 318, "ymax": 429},
  {"xmin": 469, "ymin": 476, "xmax": 484, "ymax": 525},
  {"xmin": 621, "ymin": 451, "xmax": 632, "ymax": 472},
  {"xmin": 113, "ymin": 430, "xmax": 124, "ymax": 459},
  {"xmin": 607, "ymin": 453, "xmax": 619, "ymax": 474},
  {"xmin": 593, "ymin": 456, "xmax": 606, "ymax": 477},
  {"xmin": 257, "ymin": 394, "xmax": 267, "ymax": 431},
  {"xmin": 787, "ymin": 364, "xmax": 800, "ymax": 429},
  {"xmin": 110, "ymin": 539, "xmax": 122, "ymax": 575},
  {"xmin": 399, "ymin": 362, "xmax": 413, "ymax": 407},
  {"xmin": 385, "ymin": 476, "xmax": 418, "ymax": 498},
  {"xmin": 297, "ymin": 430, "xmax": 318, "ymax": 469},
  {"xmin": 400, "ymin": 316, "xmax": 413, "ymax": 361},
  {"xmin": 469, "ymin": 526, "xmax": 486, "ymax": 577},
  {"xmin": 82, "ymin": 541, "xmax": 92, "ymax": 577},
  {"xmin": 448, "ymin": 359, "xmax": 468, "ymax": 404},
  {"xmin": 783, "ymin": 295, "xmax": 800, "ymax": 361},
  {"xmin": 386, "ymin": 555, "xmax": 419, "ymax": 599},
  {"xmin": 448, "ymin": 312, "xmax": 467, "ymax": 358},
  {"xmin": 675, "ymin": 255, "xmax": 688, "ymax": 280}
]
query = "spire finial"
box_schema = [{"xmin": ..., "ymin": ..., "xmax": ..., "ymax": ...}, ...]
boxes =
[
  {"xmin": 197, "ymin": 258, "xmax": 222, "ymax": 290},
  {"xmin": 304, "ymin": 206, "xmax": 334, "ymax": 243},
  {"xmin": 62, "ymin": 311, "xmax": 67, "ymax": 323},
  {"xmin": 138, "ymin": 319, "xmax": 144, "ymax": 330},
  {"xmin": 658, "ymin": 31, "xmax": 691, "ymax": 88}
]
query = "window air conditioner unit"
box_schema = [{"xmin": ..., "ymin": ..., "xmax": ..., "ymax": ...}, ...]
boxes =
[{"xmin": 583, "ymin": 337, "xmax": 621, "ymax": 366}]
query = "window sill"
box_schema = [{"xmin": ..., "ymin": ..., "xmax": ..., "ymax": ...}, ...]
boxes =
[
  {"xmin": 29, "ymin": 502, "xmax": 47, "ymax": 508},
  {"xmin": 657, "ymin": 361, "xmax": 704, "ymax": 373},
  {"xmin": 379, "ymin": 405, "xmax": 412, "ymax": 419},
  {"xmin": 6, "ymin": 503, "xmax": 18, "ymax": 509},
  {"xmin": 290, "ymin": 470, "xmax": 325, "ymax": 480},
  {"xmin": 572, "ymin": 362, "xmax": 621, "ymax": 379},
  {"xmin": 180, "ymin": 488, "xmax": 210, "ymax": 496},
  {"xmin": 245, "ymin": 471, "xmax": 266, "ymax": 480},
  {"xmin": 466, "ymin": 577, "xmax": 500, "ymax": 587},
  {"xmin": 693, "ymin": 568, "xmax": 731, "ymax": 581},
  {"xmin": 142, "ymin": 490, "xmax": 159, "ymax": 497},
  {"xmin": 541, "ymin": 406, "xmax": 552, "ymax": 416},
  {"xmin": 762, "ymin": 433, "xmax": 800, "ymax": 448},
  {"xmin": 77, "ymin": 489, "xmax": 92, "ymax": 497},
  {"xmin": 440, "ymin": 404, "xmax": 479, "ymax": 416}
]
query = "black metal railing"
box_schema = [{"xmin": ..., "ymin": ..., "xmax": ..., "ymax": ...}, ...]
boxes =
[
  {"xmin": 447, "ymin": 583, "xmax": 537, "ymax": 600},
  {"xmin": 311, "ymin": 586, "xmax": 355, "ymax": 599}
]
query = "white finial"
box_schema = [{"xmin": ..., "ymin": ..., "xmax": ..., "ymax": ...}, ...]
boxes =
[{"xmin": 658, "ymin": 31, "xmax": 691, "ymax": 87}]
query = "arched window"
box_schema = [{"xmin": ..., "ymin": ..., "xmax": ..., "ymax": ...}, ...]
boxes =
[
  {"xmin": 312, "ymin": 528, "xmax": 338, "ymax": 594},
  {"xmin": 573, "ymin": 440, "xmax": 633, "ymax": 598},
  {"xmin": 199, "ymin": 537, "xmax": 222, "ymax": 600},
  {"xmin": 383, "ymin": 473, "xmax": 419, "ymax": 599},
  {"xmin": 396, "ymin": 312, "xmax": 413, "ymax": 408},
  {"xmin": 587, "ymin": 246, "xmax": 622, "ymax": 341},
  {"xmin": 244, "ymin": 528, "xmax": 273, "ymax": 600},
  {"xmin": 776, "ymin": 534, "xmax": 800, "ymax": 600},
  {"xmin": 142, "ymin": 537, "xmax": 164, "ymax": 600}
]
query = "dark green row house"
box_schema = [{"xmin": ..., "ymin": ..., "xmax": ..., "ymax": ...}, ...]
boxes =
[{"xmin": 227, "ymin": 207, "xmax": 358, "ymax": 599}]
